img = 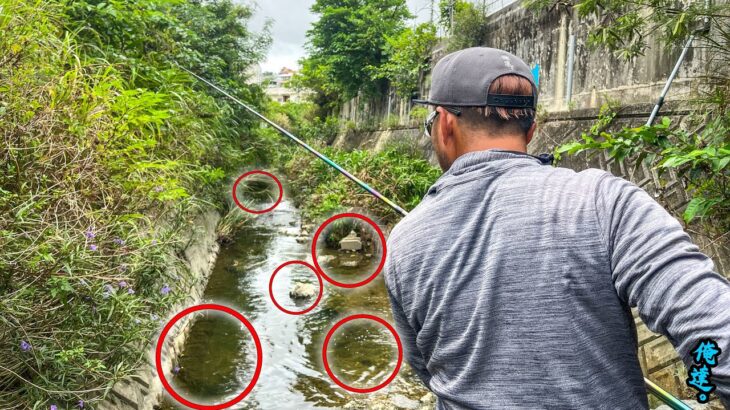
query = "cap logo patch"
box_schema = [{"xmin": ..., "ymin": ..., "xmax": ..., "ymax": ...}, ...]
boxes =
[{"xmin": 501, "ymin": 55, "xmax": 514, "ymax": 70}]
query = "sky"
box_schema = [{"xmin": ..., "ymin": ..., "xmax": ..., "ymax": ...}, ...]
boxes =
[{"xmin": 244, "ymin": 0, "xmax": 436, "ymax": 74}]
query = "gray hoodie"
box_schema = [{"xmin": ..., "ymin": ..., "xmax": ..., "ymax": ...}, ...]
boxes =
[{"xmin": 384, "ymin": 149, "xmax": 730, "ymax": 409}]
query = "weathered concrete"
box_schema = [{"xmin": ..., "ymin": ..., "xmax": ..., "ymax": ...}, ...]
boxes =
[
  {"xmin": 98, "ymin": 209, "xmax": 221, "ymax": 410},
  {"xmin": 480, "ymin": 6, "xmax": 705, "ymax": 112},
  {"xmin": 338, "ymin": 5, "xmax": 708, "ymax": 131}
]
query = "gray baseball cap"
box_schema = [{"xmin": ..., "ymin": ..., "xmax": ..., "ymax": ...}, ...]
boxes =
[{"xmin": 413, "ymin": 47, "xmax": 538, "ymax": 109}]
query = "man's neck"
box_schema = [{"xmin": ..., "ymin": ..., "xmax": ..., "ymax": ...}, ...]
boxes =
[{"xmin": 457, "ymin": 136, "xmax": 528, "ymax": 157}]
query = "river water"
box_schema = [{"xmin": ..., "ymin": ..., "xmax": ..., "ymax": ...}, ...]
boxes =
[{"xmin": 160, "ymin": 185, "xmax": 431, "ymax": 409}]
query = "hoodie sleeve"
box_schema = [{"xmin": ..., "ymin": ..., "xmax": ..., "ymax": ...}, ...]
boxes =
[{"xmin": 594, "ymin": 171, "xmax": 730, "ymax": 407}]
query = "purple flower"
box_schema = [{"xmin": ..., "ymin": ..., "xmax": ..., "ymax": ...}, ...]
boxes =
[
  {"xmin": 113, "ymin": 238, "xmax": 125, "ymax": 246},
  {"xmin": 154, "ymin": 186, "xmax": 164, "ymax": 192},
  {"xmin": 78, "ymin": 400, "xmax": 85, "ymax": 408},
  {"xmin": 102, "ymin": 284, "xmax": 114, "ymax": 299},
  {"xmin": 89, "ymin": 244, "xmax": 98, "ymax": 251},
  {"xmin": 50, "ymin": 405, "xmax": 57, "ymax": 410},
  {"xmin": 118, "ymin": 264, "xmax": 128, "ymax": 272},
  {"xmin": 151, "ymin": 314, "xmax": 159, "ymax": 322},
  {"xmin": 118, "ymin": 281, "xmax": 128, "ymax": 289},
  {"xmin": 151, "ymin": 239, "xmax": 158, "ymax": 245},
  {"xmin": 84, "ymin": 229, "xmax": 95, "ymax": 239},
  {"xmin": 127, "ymin": 288, "xmax": 135, "ymax": 295},
  {"xmin": 172, "ymin": 365, "xmax": 181, "ymax": 374},
  {"xmin": 160, "ymin": 284, "xmax": 171, "ymax": 295},
  {"xmin": 20, "ymin": 340, "xmax": 31, "ymax": 352}
]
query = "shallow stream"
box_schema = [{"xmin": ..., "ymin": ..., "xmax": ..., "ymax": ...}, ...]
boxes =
[{"xmin": 160, "ymin": 181, "xmax": 430, "ymax": 409}]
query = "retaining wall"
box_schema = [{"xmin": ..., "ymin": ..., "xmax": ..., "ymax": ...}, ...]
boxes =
[{"xmin": 98, "ymin": 209, "xmax": 221, "ymax": 410}]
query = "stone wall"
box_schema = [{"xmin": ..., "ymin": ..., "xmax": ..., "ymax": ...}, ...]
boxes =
[
  {"xmin": 97, "ymin": 209, "xmax": 221, "ymax": 410},
  {"xmin": 480, "ymin": 6, "xmax": 706, "ymax": 112}
]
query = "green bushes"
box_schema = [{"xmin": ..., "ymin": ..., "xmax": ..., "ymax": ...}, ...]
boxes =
[
  {"xmin": 0, "ymin": 0, "xmax": 268, "ymax": 407},
  {"xmin": 556, "ymin": 104, "xmax": 730, "ymax": 231},
  {"xmin": 440, "ymin": 0, "xmax": 490, "ymax": 52},
  {"xmin": 283, "ymin": 144, "xmax": 440, "ymax": 226},
  {"xmin": 268, "ymin": 100, "xmax": 341, "ymax": 144}
]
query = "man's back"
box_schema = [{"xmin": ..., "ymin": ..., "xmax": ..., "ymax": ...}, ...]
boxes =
[{"xmin": 384, "ymin": 149, "xmax": 730, "ymax": 409}]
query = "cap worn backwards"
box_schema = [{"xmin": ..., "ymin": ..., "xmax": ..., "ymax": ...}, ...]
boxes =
[{"xmin": 413, "ymin": 47, "xmax": 538, "ymax": 109}]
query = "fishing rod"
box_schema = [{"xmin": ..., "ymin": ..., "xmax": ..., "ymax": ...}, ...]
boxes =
[
  {"xmin": 175, "ymin": 64, "xmax": 409, "ymax": 218},
  {"xmin": 181, "ymin": 64, "xmax": 693, "ymax": 410}
]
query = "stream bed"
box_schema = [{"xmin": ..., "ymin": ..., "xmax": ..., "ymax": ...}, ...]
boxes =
[{"xmin": 159, "ymin": 189, "xmax": 432, "ymax": 410}]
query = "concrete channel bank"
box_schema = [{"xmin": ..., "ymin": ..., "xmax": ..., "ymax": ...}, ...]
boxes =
[{"xmin": 98, "ymin": 209, "xmax": 221, "ymax": 410}]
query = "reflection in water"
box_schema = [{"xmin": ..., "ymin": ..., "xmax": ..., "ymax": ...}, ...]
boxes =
[
  {"xmin": 173, "ymin": 312, "xmax": 254, "ymax": 403},
  {"xmin": 327, "ymin": 320, "xmax": 397, "ymax": 388},
  {"xmin": 161, "ymin": 195, "xmax": 427, "ymax": 410},
  {"xmin": 235, "ymin": 174, "xmax": 280, "ymax": 211}
]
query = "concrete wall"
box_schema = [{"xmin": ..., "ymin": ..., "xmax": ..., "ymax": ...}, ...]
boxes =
[
  {"xmin": 338, "ymin": 5, "xmax": 708, "ymax": 129},
  {"xmin": 482, "ymin": 6, "xmax": 705, "ymax": 112},
  {"xmin": 98, "ymin": 209, "xmax": 221, "ymax": 410}
]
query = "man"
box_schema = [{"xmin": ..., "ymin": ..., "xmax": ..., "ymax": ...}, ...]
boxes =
[{"xmin": 383, "ymin": 47, "xmax": 730, "ymax": 409}]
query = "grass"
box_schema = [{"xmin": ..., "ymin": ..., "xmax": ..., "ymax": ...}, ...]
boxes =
[{"xmin": 0, "ymin": 0, "xmax": 264, "ymax": 407}]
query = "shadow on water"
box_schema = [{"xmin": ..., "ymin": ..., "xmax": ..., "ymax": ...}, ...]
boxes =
[{"xmin": 160, "ymin": 179, "xmax": 427, "ymax": 410}]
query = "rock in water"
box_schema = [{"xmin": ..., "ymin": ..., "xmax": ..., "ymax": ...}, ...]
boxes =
[
  {"xmin": 339, "ymin": 230, "xmax": 363, "ymax": 251},
  {"xmin": 319, "ymin": 254, "xmax": 337, "ymax": 266},
  {"xmin": 340, "ymin": 259, "xmax": 360, "ymax": 268},
  {"xmin": 289, "ymin": 282, "xmax": 317, "ymax": 300}
]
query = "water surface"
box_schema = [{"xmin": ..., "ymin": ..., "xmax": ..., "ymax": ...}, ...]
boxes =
[{"xmin": 160, "ymin": 187, "xmax": 427, "ymax": 409}]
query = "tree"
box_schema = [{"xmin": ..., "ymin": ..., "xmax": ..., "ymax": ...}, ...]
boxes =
[
  {"xmin": 297, "ymin": 0, "xmax": 413, "ymax": 106},
  {"xmin": 371, "ymin": 23, "xmax": 438, "ymax": 98},
  {"xmin": 438, "ymin": 0, "xmax": 490, "ymax": 52}
]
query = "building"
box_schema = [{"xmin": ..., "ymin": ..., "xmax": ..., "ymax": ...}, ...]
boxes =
[{"xmin": 264, "ymin": 67, "xmax": 311, "ymax": 103}]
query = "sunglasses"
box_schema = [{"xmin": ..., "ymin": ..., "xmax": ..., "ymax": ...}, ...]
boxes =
[{"xmin": 424, "ymin": 106, "xmax": 462, "ymax": 138}]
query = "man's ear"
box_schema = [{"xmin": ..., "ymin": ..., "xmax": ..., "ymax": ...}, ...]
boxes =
[
  {"xmin": 437, "ymin": 107, "xmax": 455, "ymax": 148},
  {"xmin": 526, "ymin": 121, "xmax": 537, "ymax": 145}
]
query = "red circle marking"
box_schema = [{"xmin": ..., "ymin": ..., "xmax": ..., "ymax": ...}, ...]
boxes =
[
  {"xmin": 232, "ymin": 170, "xmax": 283, "ymax": 214},
  {"xmin": 155, "ymin": 304, "xmax": 262, "ymax": 410},
  {"xmin": 269, "ymin": 260, "xmax": 324, "ymax": 315},
  {"xmin": 311, "ymin": 213, "xmax": 386, "ymax": 288},
  {"xmin": 321, "ymin": 314, "xmax": 403, "ymax": 394}
]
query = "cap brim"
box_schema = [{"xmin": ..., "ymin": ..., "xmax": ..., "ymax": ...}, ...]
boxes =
[{"xmin": 411, "ymin": 99, "xmax": 433, "ymax": 105}]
